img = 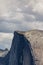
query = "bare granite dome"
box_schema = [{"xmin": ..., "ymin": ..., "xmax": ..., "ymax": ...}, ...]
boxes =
[
  {"xmin": 0, "ymin": 30, "xmax": 43, "ymax": 65},
  {"xmin": 17, "ymin": 30, "xmax": 43, "ymax": 65}
]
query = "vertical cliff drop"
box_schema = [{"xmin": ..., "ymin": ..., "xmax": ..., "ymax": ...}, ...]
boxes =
[{"xmin": 9, "ymin": 31, "xmax": 35, "ymax": 65}]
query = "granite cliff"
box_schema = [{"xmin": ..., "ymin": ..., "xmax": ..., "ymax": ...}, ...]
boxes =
[
  {"xmin": 0, "ymin": 31, "xmax": 34, "ymax": 65},
  {"xmin": 17, "ymin": 30, "xmax": 43, "ymax": 65},
  {"xmin": 0, "ymin": 30, "xmax": 43, "ymax": 65}
]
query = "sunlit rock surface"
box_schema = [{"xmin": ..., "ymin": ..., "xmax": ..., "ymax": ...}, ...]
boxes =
[{"xmin": 18, "ymin": 30, "xmax": 43, "ymax": 65}]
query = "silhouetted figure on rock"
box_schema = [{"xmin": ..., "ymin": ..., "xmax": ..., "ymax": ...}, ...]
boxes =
[{"xmin": 0, "ymin": 31, "xmax": 35, "ymax": 65}]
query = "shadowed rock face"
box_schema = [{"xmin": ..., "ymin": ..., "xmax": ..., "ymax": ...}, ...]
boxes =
[
  {"xmin": 9, "ymin": 31, "xmax": 35, "ymax": 65},
  {"xmin": 0, "ymin": 31, "xmax": 35, "ymax": 65}
]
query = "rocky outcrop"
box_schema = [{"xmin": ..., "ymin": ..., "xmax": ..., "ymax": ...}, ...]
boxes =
[
  {"xmin": 9, "ymin": 31, "xmax": 34, "ymax": 65},
  {"xmin": 0, "ymin": 30, "xmax": 43, "ymax": 65},
  {"xmin": 0, "ymin": 31, "xmax": 35, "ymax": 65},
  {"xmin": 18, "ymin": 30, "xmax": 43, "ymax": 65}
]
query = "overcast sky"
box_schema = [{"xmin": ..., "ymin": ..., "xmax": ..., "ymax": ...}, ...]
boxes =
[{"xmin": 0, "ymin": 0, "xmax": 43, "ymax": 49}]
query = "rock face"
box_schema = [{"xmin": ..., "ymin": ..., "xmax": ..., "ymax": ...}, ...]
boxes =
[
  {"xmin": 18, "ymin": 30, "xmax": 43, "ymax": 65},
  {"xmin": 0, "ymin": 29, "xmax": 43, "ymax": 65},
  {"xmin": 0, "ymin": 31, "xmax": 34, "ymax": 65},
  {"xmin": 9, "ymin": 31, "xmax": 34, "ymax": 65}
]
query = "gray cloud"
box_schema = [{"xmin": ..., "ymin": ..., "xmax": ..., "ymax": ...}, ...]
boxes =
[{"xmin": 0, "ymin": 0, "xmax": 43, "ymax": 33}]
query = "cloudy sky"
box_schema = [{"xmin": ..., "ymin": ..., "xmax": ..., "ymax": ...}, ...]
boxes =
[{"xmin": 0, "ymin": 0, "xmax": 43, "ymax": 49}]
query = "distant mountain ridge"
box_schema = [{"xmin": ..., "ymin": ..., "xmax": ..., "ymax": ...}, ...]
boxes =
[
  {"xmin": 0, "ymin": 48, "xmax": 8, "ymax": 51},
  {"xmin": 0, "ymin": 48, "xmax": 8, "ymax": 57}
]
